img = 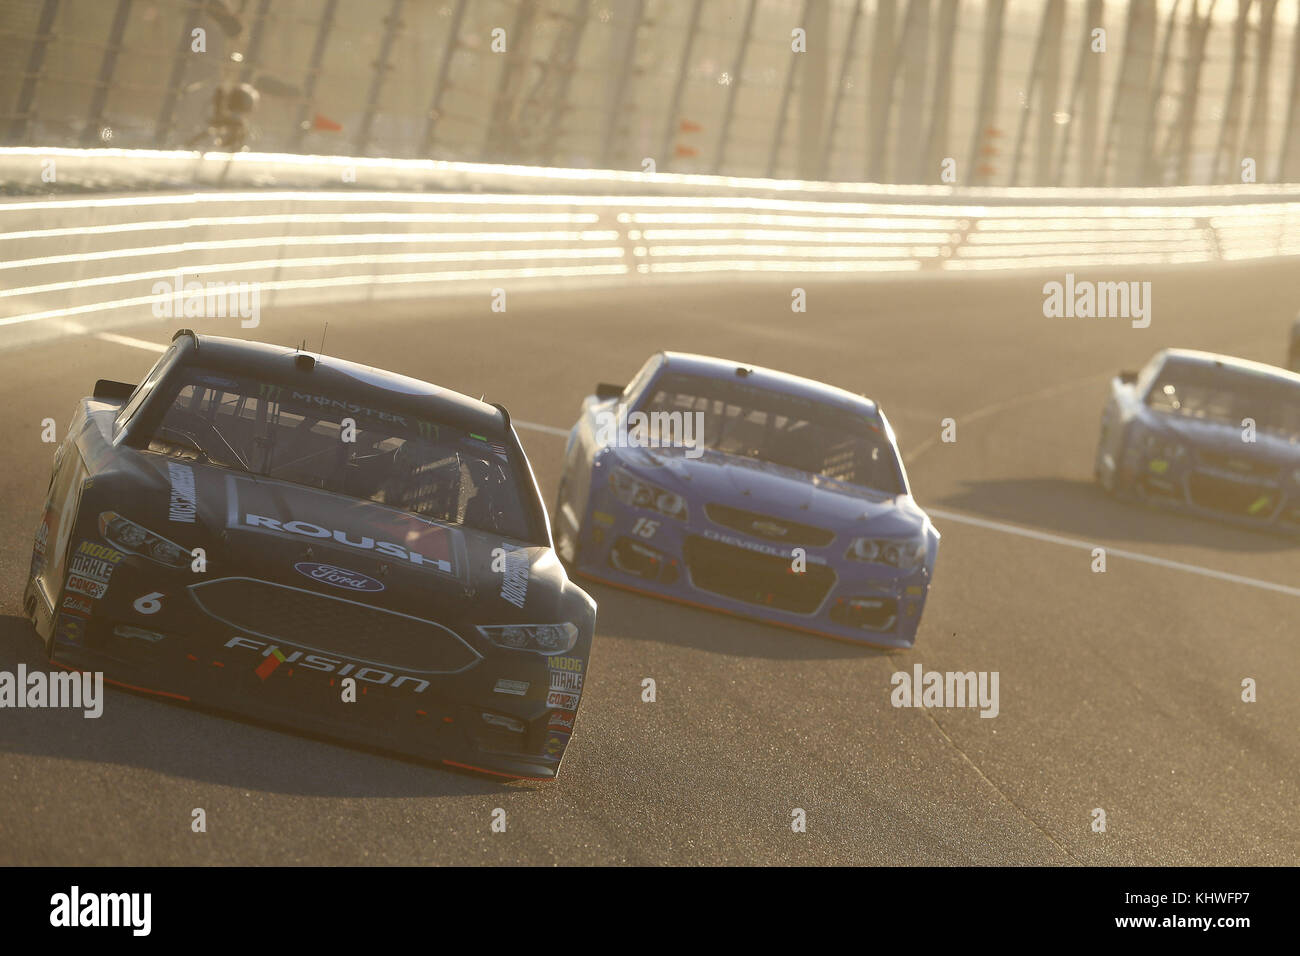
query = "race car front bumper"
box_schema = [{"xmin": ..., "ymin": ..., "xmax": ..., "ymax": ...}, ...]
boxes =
[
  {"xmin": 46, "ymin": 604, "xmax": 581, "ymax": 780},
  {"xmin": 1125, "ymin": 448, "xmax": 1300, "ymax": 532},
  {"xmin": 573, "ymin": 501, "xmax": 932, "ymax": 649}
]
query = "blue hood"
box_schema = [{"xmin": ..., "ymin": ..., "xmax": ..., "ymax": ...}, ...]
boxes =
[{"xmin": 612, "ymin": 445, "xmax": 927, "ymax": 537}]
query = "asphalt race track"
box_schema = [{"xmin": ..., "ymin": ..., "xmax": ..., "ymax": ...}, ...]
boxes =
[{"xmin": 1, "ymin": 261, "xmax": 1297, "ymax": 865}]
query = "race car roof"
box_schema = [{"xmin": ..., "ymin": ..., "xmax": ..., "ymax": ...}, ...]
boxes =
[
  {"xmin": 658, "ymin": 351, "xmax": 881, "ymax": 417},
  {"xmin": 172, "ymin": 331, "xmax": 510, "ymax": 434},
  {"xmin": 1160, "ymin": 348, "xmax": 1300, "ymax": 385}
]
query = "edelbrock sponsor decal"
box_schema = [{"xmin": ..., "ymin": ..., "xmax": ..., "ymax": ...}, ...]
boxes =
[
  {"xmin": 294, "ymin": 562, "xmax": 385, "ymax": 593},
  {"xmin": 61, "ymin": 594, "xmax": 94, "ymax": 617}
]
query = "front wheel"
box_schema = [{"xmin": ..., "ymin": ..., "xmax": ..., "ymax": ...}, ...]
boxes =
[
  {"xmin": 1095, "ymin": 450, "xmax": 1116, "ymax": 494},
  {"xmin": 552, "ymin": 479, "xmax": 581, "ymax": 565},
  {"xmin": 22, "ymin": 584, "xmax": 54, "ymax": 658}
]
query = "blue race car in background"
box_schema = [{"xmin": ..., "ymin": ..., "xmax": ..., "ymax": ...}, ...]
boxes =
[
  {"xmin": 1095, "ymin": 348, "xmax": 1300, "ymax": 531},
  {"xmin": 553, "ymin": 352, "xmax": 940, "ymax": 648}
]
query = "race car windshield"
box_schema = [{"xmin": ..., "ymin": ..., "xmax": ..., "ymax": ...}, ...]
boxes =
[
  {"xmin": 636, "ymin": 372, "xmax": 905, "ymax": 494},
  {"xmin": 1146, "ymin": 363, "xmax": 1300, "ymax": 441},
  {"xmin": 142, "ymin": 369, "xmax": 537, "ymax": 540}
]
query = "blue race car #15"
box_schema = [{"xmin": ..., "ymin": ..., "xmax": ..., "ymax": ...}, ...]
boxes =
[
  {"xmin": 553, "ymin": 352, "xmax": 940, "ymax": 648},
  {"xmin": 1095, "ymin": 348, "xmax": 1300, "ymax": 531},
  {"xmin": 24, "ymin": 330, "xmax": 595, "ymax": 779}
]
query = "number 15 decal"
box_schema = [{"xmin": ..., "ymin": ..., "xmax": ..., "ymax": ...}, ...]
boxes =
[{"xmin": 631, "ymin": 517, "xmax": 659, "ymax": 539}]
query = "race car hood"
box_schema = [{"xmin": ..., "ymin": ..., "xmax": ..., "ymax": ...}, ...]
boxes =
[
  {"xmin": 1140, "ymin": 411, "xmax": 1300, "ymax": 464},
  {"xmin": 115, "ymin": 453, "xmax": 571, "ymax": 624},
  {"xmin": 614, "ymin": 445, "xmax": 926, "ymax": 536}
]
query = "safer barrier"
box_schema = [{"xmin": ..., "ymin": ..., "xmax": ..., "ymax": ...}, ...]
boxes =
[{"xmin": 1, "ymin": 147, "xmax": 1298, "ymax": 350}]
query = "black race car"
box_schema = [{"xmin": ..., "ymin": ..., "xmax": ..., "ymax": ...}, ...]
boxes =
[{"xmin": 24, "ymin": 330, "xmax": 595, "ymax": 779}]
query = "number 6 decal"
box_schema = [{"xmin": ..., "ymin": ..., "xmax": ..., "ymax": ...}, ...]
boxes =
[{"xmin": 133, "ymin": 591, "xmax": 164, "ymax": 615}]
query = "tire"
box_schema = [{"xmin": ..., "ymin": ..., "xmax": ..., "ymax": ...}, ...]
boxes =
[
  {"xmin": 1094, "ymin": 438, "xmax": 1117, "ymax": 494},
  {"xmin": 552, "ymin": 479, "xmax": 581, "ymax": 565},
  {"xmin": 22, "ymin": 585, "xmax": 54, "ymax": 658}
]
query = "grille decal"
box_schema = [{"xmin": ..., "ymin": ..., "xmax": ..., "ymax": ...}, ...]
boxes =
[{"xmin": 188, "ymin": 577, "xmax": 482, "ymax": 674}]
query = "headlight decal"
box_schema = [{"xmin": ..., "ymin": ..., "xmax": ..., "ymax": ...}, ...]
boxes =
[
  {"xmin": 608, "ymin": 467, "xmax": 688, "ymax": 519},
  {"xmin": 476, "ymin": 622, "xmax": 579, "ymax": 655},
  {"xmin": 846, "ymin": 533, "xmax": 927, "ymax": 570},
  {"xmin": 1140, "ymin": 432, "xmax": 1189, "ymax": 463},
  {"xmin": 98, "ymin": 511, "xmax": 190, "ymax": 568}
]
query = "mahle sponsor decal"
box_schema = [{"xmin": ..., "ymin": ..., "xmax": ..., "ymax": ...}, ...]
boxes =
[
  {"xmin": 549, "ymin": 670, "xmax": 583, "ymax": 693},
  {"xmin": 294, "ymin": 561, "xmax": 385, "ymax": 593},
  {"xmin": 69, "ymin": 553, "xmax": 115, "ymax": 583}
]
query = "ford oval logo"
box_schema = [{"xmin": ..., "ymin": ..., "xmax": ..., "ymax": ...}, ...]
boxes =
[{"xmin": 294, "ymin": 562, "xmax": 385, "ymax": 593}]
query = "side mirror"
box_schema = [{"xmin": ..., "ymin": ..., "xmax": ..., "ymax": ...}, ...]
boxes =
[
  {"xmin": 94, "ymin": 379, "xmax": 136, "ymax": 401},
  {"xmin": 594, "ymin": 382, "xmax": 624, "ymax": 401},
  {"xmin": 1117, "ymin": 370, "xmax": 1138, "ymax": 386}
]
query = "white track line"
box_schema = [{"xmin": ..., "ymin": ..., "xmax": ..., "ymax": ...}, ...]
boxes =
[
  {"xmin": 902, "ymin": 373, "xmax": 1110, "ymax": 465},
  {"xmin": 94, "ymin": 332, "xmax": 167, "ymax": 352},
  {"xmin": 513, "ymin": 421, "xmax": 570, "ymax": 437},
  {"xmin": 926, "ymin": 507, "xmax": 1300, "ymax": 599}
]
